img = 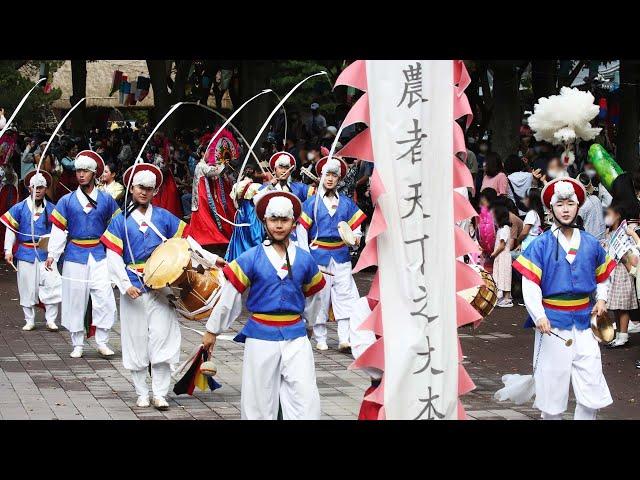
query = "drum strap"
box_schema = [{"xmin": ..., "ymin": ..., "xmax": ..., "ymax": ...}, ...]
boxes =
[{"xmin": 130, "ymin": 208, "xmax": 168, "ymax": 242}]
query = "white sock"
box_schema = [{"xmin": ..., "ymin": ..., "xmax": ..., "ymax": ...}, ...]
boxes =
[
  {"xmin": 44, "ymin": 304, "xmax": 58, "ymax": 325},
  {"xmin": 541, "ymin": 411, "xmax": 563, "ymax": 420},
  {"xmin": 131, "ymin": 369, "xmax": 149, "ymax": 398},
  {"xmin": 313, "ymin": 323, "xmax": 327, "ymax": 344},
  {"xmin": 94, "ymin": 327, "xmax": 110, "ymax": 348},
  {"xmin": 337, "ymin": 318, "xmax": 350, "ymax": 344},
  {"xmin": 151, "ymin": 363, "xmax": 171, "ymax": 398},
  {"xmin": 22, "ymin": 306, "xmax": 35, "ymax": 325},
  {"xmin": 574, "ymin": 403, "xmax": 597, "ymax": 420},
  {"xmin": 70, "ymin": 331, "xmax": 84, "ymax": 347}
]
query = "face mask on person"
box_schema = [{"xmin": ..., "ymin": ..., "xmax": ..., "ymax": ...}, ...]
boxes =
[
  {"xmin": 585, "ymin": 168, "xmax": 596, "ymax": 178},
  {"xmin": 604, "ymin": 215, "xmax": 615, "ymax": 227},
  {"xmin": 547, "ymin": 169, "xmax": 560, "ymax": 179},
  {"xmin": 307, "ymin": 152, "xmax": 315, "ymax": 161}
]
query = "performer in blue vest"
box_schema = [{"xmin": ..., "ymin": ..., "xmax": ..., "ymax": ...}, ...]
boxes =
[
  {"xmin": 296, "ymin": 156, "xmax": 366, "ymax": 352},
  {"xmin": 45, "ymin": 150, "xmax": 121, "ymax": 359},
  {"xmin": 513, "ymin": 177, "xmax": 616, "ymax": 420},
  {"xmin": 202, "ymin": 190, "xmax": 326, "ymax": 419},
  {"xmin": 101, "ymin": 163, "xmax": 225, "ymax": 410},
  {"xmin": 260, "ymin": 151, "xmax": 315, "ymax": 203},
  {"xmin": 1, "ymin": 170, "xmax": 61, "ymax": 331}
]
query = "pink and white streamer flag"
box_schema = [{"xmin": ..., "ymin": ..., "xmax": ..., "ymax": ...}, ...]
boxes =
[{"xmin": 366, "ymin": 60, "xmax": 457, "ymax": 419}]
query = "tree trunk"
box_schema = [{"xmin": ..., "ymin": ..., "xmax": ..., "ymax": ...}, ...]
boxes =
[
  {"xmin": 488, "ymin": 63, "xmax": 521, "ymax": 159},
  {"xmin": 531, "ymin": 59, "xmax": 556, "ymax": 100},
  {"xmin": 147, "ymin": 60, "xmax": 171, "ymax": 126},
  {"xmin": 238, "ymin": 61, "xmax": 274, "ymax": 144},
  {"xmin": 616, "ymin": 60, "xmax": 640, "ymax": 171},
  {"xmin": 69, "ymin": 60, "xmax": 87, "ymax": 135}
]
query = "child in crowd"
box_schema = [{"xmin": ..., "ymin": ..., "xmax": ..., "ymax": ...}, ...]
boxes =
[
  {"xmin": 489, "ymin": 203, "xmax": 513, "ymax": 307},
  {"xmin": 478, "ymin": 188, "xmax": 497, "ymax": 273},
  {"xmin": 518, "ymin": 187, "xmax": 545, "ymax": 252},
  {"xmin": 602, "ymin": 204, "xmax": 638, "ymax": 347}
]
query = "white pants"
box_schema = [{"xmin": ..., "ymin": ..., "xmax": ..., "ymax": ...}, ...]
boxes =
[
  {"xmin": 534, "ymin": 326, "xmax": 612, "ymax": 417},
  {"xmin": 119, "ymin": 288, "xmax": 181, "ymax": 371},
  {"xmin": 17, "ymin": 260, "xmax": 62, "ymax": 307},
  {"xmin": 61, "ymin": 255, "xmax": 116, "ymax": 336},
  {"xmin": 22, "ymin": 304, "xmax": 58, "ymax": 326},
  {"xmin": 131, "ymin": 363, "xmax": 172, "ymax": 398},
  {"xmin": 241, "ymin": 336, "xmax": 321, "ymax": 420},
  {"xmin": 313, "ymin": 259, "xmax": 359, "ymax": 345}
]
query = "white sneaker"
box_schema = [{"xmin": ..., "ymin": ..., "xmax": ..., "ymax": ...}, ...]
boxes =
[
  {"xmin": 497, "ymin": 299, "xmax": 513, "ymax": 308},
  {"xmin": 136, "ymin": 396, "xmax": 150, "ymax": 408},
  {"xmin": 46, "ymin": 323, "xmax": 58, "ymax": 331},
  {"xmin": 316, "ymin": 341, "xmax": 329, "ymax": 351},
  {"xmin": 152, "ymin": 396, "xmax": 169, "ymax": 411},
  {"xmin": 70, "ymin": 346, "xmax": 83, "ymax": 358},
  {"xmin": 628, "ymin": 322, "xmax": 640, "ymax": 334},
  {"xmin": 97, "ymin": 345, "xmax": 115, "ymax": 357},
  {"xmin": 22, "ymin": 323, "xmax": 35, "ymax": 331},
  {"xmin": 338, "ymin": 342, "xmax": 351, "ymax": 353},
  {"xmin": 608, "ymin": 332, "xmax": 629, "ymax": 348}
]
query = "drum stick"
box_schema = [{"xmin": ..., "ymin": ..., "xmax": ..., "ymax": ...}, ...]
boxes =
[
  {"xmin": 7, "ymin": 260, "xmax": 17, "ymax": 272},
  {"xmin": 547, "ymin": 330, "xmax": 573, "ymax": 347},
  {"xmin": 318, "ymin": 267, "xmax": 334, "ymax": 276}
]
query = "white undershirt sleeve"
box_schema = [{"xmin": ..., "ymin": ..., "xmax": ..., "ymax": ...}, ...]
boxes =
[
  {"xmin": 205, "ymin": 282, "xmax": 244, "ymax": 334},
  {"xmin": 521, "ymin": 276, "xmax": 546, "ymax": 325},
  {"xmin": 4, "ymin": 227, "xmax": 16, "ymax": 255},
  {"xmin": 296, "ymin": 224, "xmax": 310, "ymax": 252},
  {"xmin": 106, "ymin": 248, "xmax": 133, "ymax": 294},
  {"xmin": 303, "ymin": 292, "xmax": 323, "ymax": 327},
  {"xmin": 596, "ymin": 277, "xmax": 610, "ymax": 303},
  {"xmin": 47, "ymin": 224, "xmax": 67, "ymax": 262}
]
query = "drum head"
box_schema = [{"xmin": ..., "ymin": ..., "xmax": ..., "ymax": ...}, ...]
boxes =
[
  {"xmin": 143, "ymin": 238, "xmax": 192, "ymax": 289},
  {"xmin": 338, "ymin": 221, "xmax": 355, "ymax": 246}
]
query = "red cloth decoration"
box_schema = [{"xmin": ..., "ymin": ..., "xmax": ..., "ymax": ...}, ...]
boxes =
[
  {"xmin": 187, "ymin": 175, "xmax": 236, "ymax": 247},
  {"xmin": 152, "ymin": 168, "xmax": 183, "ymax": 218}
]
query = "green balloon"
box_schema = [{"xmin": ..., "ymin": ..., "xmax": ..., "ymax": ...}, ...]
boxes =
[{"xmin": 588, "ymin": 144, "xmax": 624, "ymax": 191}]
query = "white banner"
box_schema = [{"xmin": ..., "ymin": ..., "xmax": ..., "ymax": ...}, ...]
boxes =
[{"xmin": 366, "ymin": 60, "xmax": 457, "ymax": 419}]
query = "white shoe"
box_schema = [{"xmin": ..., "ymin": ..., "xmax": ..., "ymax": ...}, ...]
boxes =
[
  {"xmin": 136, "ymin": 396, "xmax": 150, "ymax": 408},
  {"xmin": 497, "ymin": 299, "xmax": 513, "ymax": 308},
  {"xmin": 70, "ymin": 346, "xmax": 83, "ymax": 358},
  {"xmin": 22, "ymin": 323, "xmax": 35, "ymax": 331},
  {"xmin": 316, "ymin": 341, "xmax": 329, "ymax": 351},
  {"xmin": 338, "ymin": 342, "xmax": 351, "ymax": 353},
  {"xmin": 628, "ymin": 322, "xmax": 640, "ymax": 334},
  {"xmin": 152, "ymin": 396, "xmax": 169, "ymax": 411},
  {"xmin": 46, "ymin": 323, "xmax": 58, "ymax": 331},
  {"xmin": 97, "ymin": 345, "xmax": 115, "ymax": 357},
  {"xmin": 608, "ymin": 332, "xmax": 629, "ymax": 348}
]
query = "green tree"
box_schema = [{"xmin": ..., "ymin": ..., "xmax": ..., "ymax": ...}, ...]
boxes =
[{"xmin": 0, "ymin": 60, "xmax": 63, "ymax": 131}]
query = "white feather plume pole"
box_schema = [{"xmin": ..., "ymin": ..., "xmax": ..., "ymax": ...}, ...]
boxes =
[{"xmin": 528, "ymin": 87, "xmax": 601, "ymax": 166}]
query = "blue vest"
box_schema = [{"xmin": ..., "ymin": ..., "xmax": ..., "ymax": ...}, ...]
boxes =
[
  {"xmin": 225, "ymin": 244, "xmax": 325, "ymax": 342},
  {"xmin": 50, "ymin": 189, "xmax": 120, "ymax": 264},
  {"xmin": 300, "ymin": 194, "xmax": 365, "ymax": 266},
  {"xmin": 514, "ymin": 229, "xmax": 614, "ymax": 330},
  {"xmin": 1, "ymin": 199, "xmax": 55, "ymax": 263}
]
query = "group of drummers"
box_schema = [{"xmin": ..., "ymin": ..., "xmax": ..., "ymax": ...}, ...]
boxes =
[{"xmin": 1, "ymin": 146, "xmax": 369, "ymax": 419}]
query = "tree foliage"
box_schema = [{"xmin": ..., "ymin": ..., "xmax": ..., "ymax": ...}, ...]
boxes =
[
  {"xmin": 268, "ymin": 60, "xmax": 347, "ymax": 115},
  {"xmin": 0, "ymin": 60, "xmax": 63, "ymax": 130}
]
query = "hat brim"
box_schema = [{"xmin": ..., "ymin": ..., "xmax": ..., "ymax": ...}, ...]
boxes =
[
  {"xmin": 255, "ymin": 191, "xmax": 302, "ymax": 221},
  {"xmin": 75, "ymin": 150, "xmax": 105, "ymax": 178},
  {"xmin": 541, "ymin": 177, "xmax": 586, "ymax": 209},
  {"xmin": 123, "ymin": 163, "xmax": 164, "ymax": 190},
  {"xmin": 269, "ymin": 151, "xmax": 296, "ymax": 171},
  {"xmin": 23, "ymin": 169, "xmax": 52, "ymax": 189},
  {"xmin": 315, "ymin": 156, "xmax": 348, "ymax": 178}
]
